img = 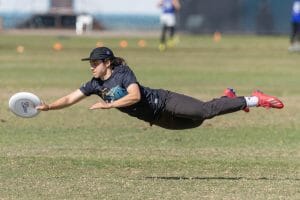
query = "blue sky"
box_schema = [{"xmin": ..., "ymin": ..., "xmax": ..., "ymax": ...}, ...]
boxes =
[
  {"xmin": 0, "ymin": 0, "xmax": 49, "ymax": 13},
  {"xmin": 0, "ymin": 0, "xmax": 160, "ymax": 15}
]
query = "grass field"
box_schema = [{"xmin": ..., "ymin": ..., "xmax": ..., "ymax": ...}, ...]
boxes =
[{"xmin": 0, "ymin": 33, "xmax": 300, "ymax": 199}]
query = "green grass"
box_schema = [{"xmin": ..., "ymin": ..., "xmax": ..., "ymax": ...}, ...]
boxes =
[{"xmin": 0, "ymin": 33, "xmax": 300, "ymax": 199}]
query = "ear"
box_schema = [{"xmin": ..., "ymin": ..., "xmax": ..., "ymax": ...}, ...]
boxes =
[{"xmin": 104, "ymin": 60, "xmax": 111, "ymax": 68}]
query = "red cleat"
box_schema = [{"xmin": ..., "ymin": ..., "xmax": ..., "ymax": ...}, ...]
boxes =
[
  {"xmin": 252, "ymin": 90, "xmax": 284, "ymax": 109},
  {"xmin": 224, "ymin": 88, "xmax": 237, "ymax": 98},
  {"xmin": 224, "ymin": 88, "xmax": 250, "ymax": 112}
]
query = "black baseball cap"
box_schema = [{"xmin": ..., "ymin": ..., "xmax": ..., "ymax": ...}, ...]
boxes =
[{"xmin": 81, "ymin": 47, "xmax": 115, "ymax": 61}]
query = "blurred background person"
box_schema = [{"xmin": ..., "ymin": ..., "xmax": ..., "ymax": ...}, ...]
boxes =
[
  {"xmin": 76, "ymin": 13, "xmax": 93, "ymax": 35},
  {"xmin": 256, "ymin": 0, "xmax": 274, "ymax": 35},
  {"xmin": 158, "ymin": 0, "xmax": 181, "ymax": 51},
  {"xmin": 289, "ymin": 0, "xmax": 300, "ymax": 52}
]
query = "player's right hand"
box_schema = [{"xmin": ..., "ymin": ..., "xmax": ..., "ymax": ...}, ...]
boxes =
[{"xmin": 36, "ymin": 102, "xmax": 50, "ymax": 111}]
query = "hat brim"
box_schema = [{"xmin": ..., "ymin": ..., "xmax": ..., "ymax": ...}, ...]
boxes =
[{"xmin": 81, "ymin": 58, "xmax": 91, "ymax": 61}]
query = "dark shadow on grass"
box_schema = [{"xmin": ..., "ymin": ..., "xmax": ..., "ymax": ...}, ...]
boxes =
[{"xmin": 145, "ymin": 176, "xmax": 300, "ymax": 181}]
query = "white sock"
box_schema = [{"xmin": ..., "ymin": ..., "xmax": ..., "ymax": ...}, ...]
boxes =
[{"xmin": 244, "ymin": 96, "xmax": 259, "ymax": 107}]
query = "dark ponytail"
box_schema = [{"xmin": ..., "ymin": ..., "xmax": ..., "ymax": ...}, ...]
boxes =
[{"xmin": 108, "ymin": 57, "xmax": 127, "ymax": 68}]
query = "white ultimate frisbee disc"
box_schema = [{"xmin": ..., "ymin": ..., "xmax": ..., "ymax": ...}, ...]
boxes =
[{"xmin": 8, "ymin": 92, "xmax": 41, "ymax": 118}]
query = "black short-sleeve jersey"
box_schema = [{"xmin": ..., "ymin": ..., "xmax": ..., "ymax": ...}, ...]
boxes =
[{"xmin": 80, "ymin": 65, "xmax": 168, "ymax": 123}]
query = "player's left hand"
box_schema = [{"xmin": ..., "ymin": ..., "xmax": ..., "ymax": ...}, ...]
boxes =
[{"xmin": 89, "ymin": 101, "xmax": 112, "ymax": 109}]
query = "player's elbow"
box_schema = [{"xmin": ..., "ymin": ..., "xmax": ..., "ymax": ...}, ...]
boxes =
[
  {"xmin": 132, "ymin": 92, "xmax": 141, "ymax": 103},
  {"xmin": 127, "ymin": 83, "xmax": 141, "ymax": 103}
]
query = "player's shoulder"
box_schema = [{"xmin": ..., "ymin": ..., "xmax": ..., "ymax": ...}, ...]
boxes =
[{"xmin": 114, "ymin": 64, "xmax": 133, "ymax": 73}]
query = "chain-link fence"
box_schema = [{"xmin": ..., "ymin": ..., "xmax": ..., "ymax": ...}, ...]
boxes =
[{"xmin": 178, "ymin": 0, "xmax": 294, "ymax": 34}]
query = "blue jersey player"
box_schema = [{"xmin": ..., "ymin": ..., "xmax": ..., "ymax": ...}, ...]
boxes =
[
  {"xmin": 289, "ymin": 0, "xmax": 300, "ymax": 51},
  {"xmin": 158, "ymin": 0, "xmax": 181, "ymax": 51},
  {"xmin": 37, "ymin": 47, "xmax": 284, "ymax": 130}
]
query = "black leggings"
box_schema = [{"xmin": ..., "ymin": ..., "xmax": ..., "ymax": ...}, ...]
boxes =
[
  {"xmin": 153, "ymin": 92, "xmax": 247, "ymax": 130},
  {"xmin": 160, "ymin": 25, "xmax": 175, "ymax": 43},
  {"xmin": 291, "ymin": 22, "xmax": 300, "ymax": 44}
]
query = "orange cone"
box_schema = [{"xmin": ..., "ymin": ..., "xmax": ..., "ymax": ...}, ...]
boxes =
[
  {"xmin": 213, "ymin": 32, "xmax": 222, "ymax": 43},
  {"xmin": 119, "ymin": 40, "xmax": 128, "ymax": 48}
]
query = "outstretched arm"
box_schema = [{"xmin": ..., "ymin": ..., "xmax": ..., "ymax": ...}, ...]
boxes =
[
  {"xmin": 36, "ymin": 89, "xmax": 86, "ymax": 111},
  {"xmin": 173, "ymin": 0, "xmax": 181, "ymax": 11},
  {"xmin": 89, "ymin": 83, "xmax": 141, "ymax": 109}
]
